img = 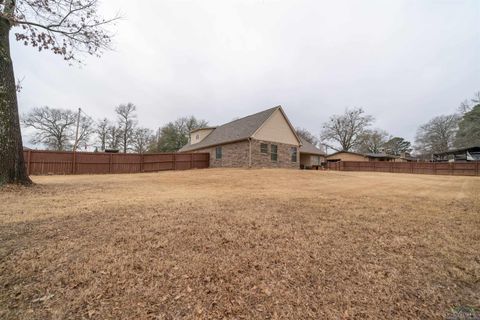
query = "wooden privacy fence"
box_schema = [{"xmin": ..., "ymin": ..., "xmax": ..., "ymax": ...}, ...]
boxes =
[
  {"xmin": 23, "ymin": 150, "xmax": 209, "ymax": 175},
  {"xmin": 327, "ymin": 161, "xmax": 480, "ymax": 176}
]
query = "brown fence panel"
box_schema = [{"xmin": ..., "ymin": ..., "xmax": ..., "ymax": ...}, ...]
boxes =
[
  {"xmin": 23, "ymin": 150, "xmax": 209, "ymax": 175},
  {"xmin": 192, "ymin": 153, "xmax": 210, "ymax": 169},
  {"xmin": 143, "ymin": 153, "xmax": 175, "ymax": 172},
  {"xmin": 329, "ymin": 160, "xmax": 478, "ymax": 177},
  {"xmin": 75, "ymin": 152, "xmax": 111, "ymax": 174}
]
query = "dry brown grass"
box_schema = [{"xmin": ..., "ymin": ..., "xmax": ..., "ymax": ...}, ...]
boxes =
[{"xmin": 0, "ymin": 169, "xmax": 479, "ymax": 319}]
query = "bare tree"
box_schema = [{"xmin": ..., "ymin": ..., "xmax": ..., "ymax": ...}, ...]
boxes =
[
  {"xmin": 115, "ymin": 103, "xmax": 137, "ymax": 153},
  {"xmin": 22, "ymin": 106, "xmax": 92, "ymax": 151},
  {"xmin": 296, "ymin": 127, "xmax": 318, "ymax": 145},
  {"xmin": 356, "ymin": 129, "xmax": 390, "ymax": 154},
  {"xmin": 132, "ymin": 127, "xmax": 152, "ymax": 154},
  {"xmin": 72, "ymin": 113, "xmax": 93, "ymax": 151},
  {"xmin": 415, "ymin": 114, "xmax": 460, "ymax": 154},
  {"xmin": 106, "ymin": 125, "xmax": 121, "ymax": 150},
  {"xmin": 96, "ymin": 118, "xmax": 110, "ymax": 151},
  {"xmin": 22, "ymin": 106, "xmax": 76, "ymax": 150},
  {"xmin": 0, "ymin": 0, "xmax": 118, "ymax": 185},
  {"xmin": 321, "ymin": 108, "xmax": 374, "ymax": 151}
]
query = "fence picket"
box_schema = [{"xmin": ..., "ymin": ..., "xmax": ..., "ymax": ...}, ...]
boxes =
[
  {"xmin": 23, "ymin": 150, "xmax": 209, "ymax": 175},
  {"xmin": 329, "ymin": 161, "xmax": 478, "ymax": 177}
]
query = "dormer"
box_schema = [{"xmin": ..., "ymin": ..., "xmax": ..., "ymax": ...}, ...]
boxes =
[{"xmin": 190, "ymin": 127, "xmax": 216, "ymax": 144}]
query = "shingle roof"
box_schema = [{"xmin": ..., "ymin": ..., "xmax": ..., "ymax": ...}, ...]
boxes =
[
  {"xmin": 298, "ymin": 137, "xmax": 325, "ymax": 155},
  {"xmin": 179, "ymin": 106, "xmax": 281, "ymax": 152}
]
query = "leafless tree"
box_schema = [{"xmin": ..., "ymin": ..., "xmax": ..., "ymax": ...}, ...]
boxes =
[
  {"xmin": 355, "ymin": 129, "xmax": 390, "ymax": 154},
  {"xmin": 321, "ymin": 108, "xmax": 374, "ymax": 151},
  {"xmin": 296, "ymin": 127, "xmax": 318, "ymax": 145},
  {"xmin": 106, "ymin": 125, "xmax": 121, "ymax": 150},
  {"xmin": 115, "ymin": 103, "xmax": 137, "ymax": 153},
  {"xmin": 22, "ymin": 106, "xmax": 75, "ymax": 150},
  {"xmin": 96, "ymin": 118, "xmax": 109, "ymax": 151},
  {"xmin": 415, "ymin": 114, "xmax": 461, "ymax": 154},
  {"xmin": 0, "ymin": 0, "xmax": 118, "ymax": 185},
  {"xmin": 132, "ymin": 127, "xmax": 152, "ymax": 154},
  {"xmin": 72, "ymin": 113, "xmax": 94, "ymax": 150},
  {"xmin": 22, "ymin": 106, "xmax": 92, "ymax": 150}
]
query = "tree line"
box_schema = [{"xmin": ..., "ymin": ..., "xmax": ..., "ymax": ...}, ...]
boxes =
[
  {"xmin": 317, "ymin": 91, "xmax": 480, "ymax": 156},
  {"xmin": 21, "ymin": 103, "xmax": 208, "ymax": 153},
  {"xmin": 23, "ymin": 90, "xmax": 479, "ymax": 157}
]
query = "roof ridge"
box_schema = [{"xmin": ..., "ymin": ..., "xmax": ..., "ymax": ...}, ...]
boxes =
[{"xmin": 215, "ymin": 105, "xmax": 280, "ymax": 129}]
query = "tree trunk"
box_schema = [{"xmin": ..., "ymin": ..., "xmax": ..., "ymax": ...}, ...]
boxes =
[{"xmin": 0, "ymin": 17, "xmax": 32, "ymax": 185}]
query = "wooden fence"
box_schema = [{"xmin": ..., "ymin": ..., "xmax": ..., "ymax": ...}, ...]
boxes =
[
  {"xmin": 23, "ymin": 150, "xmax": 210, "ymax": 175},
  {"xmin": 327, "ymin": 161, "xmax": 480, "ymax": 176}
]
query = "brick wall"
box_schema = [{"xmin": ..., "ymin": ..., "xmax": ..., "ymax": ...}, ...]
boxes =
[
  {"xmin": 193, "ymin": 140, "xmax": 250, "ymax": 168},
  {"xmin": 190, "ymin": 139, "xmax": 299, "ymax": 169},
  {"xmin": 250, "ymin": 139, "xmax": 299, "ymax": 169}
]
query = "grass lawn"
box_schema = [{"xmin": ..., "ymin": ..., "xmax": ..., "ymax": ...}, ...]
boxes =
[{"xmin": 1, "ymin": 169, "xmax": 479, "ymax": 319}]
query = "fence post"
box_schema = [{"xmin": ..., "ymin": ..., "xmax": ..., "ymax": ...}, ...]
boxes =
[
  {"xmin": 72, "ymin": 151, "xmax": 76, "ymax": 174},
  {"xmin": 451, "ymin": 162, "xmax": 454, "ymax": 175},
  {"xmin": 173, "ymin": 153, "xmax": 177, "ymax": 170},
  {"xmin": 27, "ymin": 150, "xmax": 32, "ymax": 175},
  {"xmin": 140, "ymin": 154, "xmax": 144, "ymax": 172},
  {"xmin": 190, "ymin": 153, "xmax": 194, "ymax": 169},
  {"xmin": 410, "ymin": 162, "xmax": 413, "ymax": 174},
  {"xmin": 433, "ymin": 162, "xmax": 437, "ymax": 175},
  {"xmin": 340, "ymin": 161, "xmax": 344, "ymax": 171},
  {"xmin": 109, "ymin": 154, "xmax": 113, "ymax": 174}
]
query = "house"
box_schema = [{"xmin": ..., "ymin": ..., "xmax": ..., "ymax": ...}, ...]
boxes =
[
  {"xmin": 433, "ymin": 145, "xmax": 480, "ymax": 162},
  {"xmin": 326, "ymin": 151, "xmax": 367, "ymax": 162},
  {"xmin": 326, "ymin": 151, "xmax": 403, "ymax": 162},
  {"xmin": 365, "ymin": 152, "xmax": 398, "ymax": 162},
  {"xmin": 299, "ymin": 137, "xmax": 325, "ymax": 168},
  {"xmin": 179, "ymin": 106, "xmax": 303, "ymax": 168}
]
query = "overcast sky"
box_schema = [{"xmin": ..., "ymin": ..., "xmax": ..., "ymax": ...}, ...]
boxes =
[{"xmin": 13, "ymin": 0, "xmax": 480, "ymax": 146}]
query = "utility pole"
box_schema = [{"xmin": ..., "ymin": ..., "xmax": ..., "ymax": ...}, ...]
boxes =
[{"xmin": 73, "ymin": 108, "xmax": 81, "ymax": 151}]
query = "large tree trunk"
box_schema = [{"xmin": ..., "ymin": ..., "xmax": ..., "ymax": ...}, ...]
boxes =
[{"xmin": 0, "ymin": 17, "xmax": 32, "ymax": 185}]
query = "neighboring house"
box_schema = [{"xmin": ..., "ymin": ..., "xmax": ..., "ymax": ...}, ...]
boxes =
[
  {"xmin": 179, "ymin": 106, "xmax": 302, "ymax": 168},
  {"xmin": 299, "ymin": 137, "xmax": 325, "ymax": 168},
  {"xmin": 433, "ymin": 145, "xmax": 480, "ymax": 162},
  {"xmin": 326, "ymin": 151, "xmax": 405, "ymax": 162},
  {"xmin": 326, "ymin": 151, "xmax": 367, "ymax": 162},
  {"xmin": 365, "ymin": 153, "xmax": 398, "ymax": 162}
]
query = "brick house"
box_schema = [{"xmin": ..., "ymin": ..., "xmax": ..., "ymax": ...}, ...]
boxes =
[{"xmin": 179, "ymin": 106, "xmax": 324, "ymax": 169}]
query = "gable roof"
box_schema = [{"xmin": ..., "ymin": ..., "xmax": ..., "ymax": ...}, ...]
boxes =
[
  {"xmin": 299, "ymin": 137, "xmax": 325, "ymax": 156},
  {"xmin": 179, "ymin": 106, "xmax": 301, "ymax": 152}
]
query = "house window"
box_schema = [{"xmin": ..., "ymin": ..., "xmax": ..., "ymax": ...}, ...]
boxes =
[
  {"xmin": 271, "ymin": 144, "xmax": 278, "ymax": 161},
  {"xmin": 291, "ymin": 147, "xmax": 297, "ymax": 162},
  {"xmin": 215, "ymin": 146, "xmax": 222, "ymax": 160},
  {"xmin": 260, "ymin": 143, "xmax": 268, "ymax": 154},
  {"xmin": 196, "ymin": 134, "xmax": 199, "ymax": 140}
]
